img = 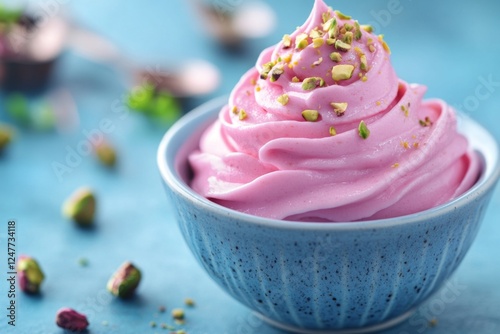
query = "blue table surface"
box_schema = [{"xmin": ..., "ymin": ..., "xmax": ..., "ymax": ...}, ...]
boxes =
[{"xmin": 1, "ymin": 0, "xmax": 500, "ymax": 333}]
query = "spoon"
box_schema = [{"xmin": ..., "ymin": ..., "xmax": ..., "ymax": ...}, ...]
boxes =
[{"xmin": 65, "ymin": 22, "xmax": 221, "ymax": 98}]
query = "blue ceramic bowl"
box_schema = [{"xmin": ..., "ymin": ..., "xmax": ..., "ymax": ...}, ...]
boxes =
[{"xmin": 157, "ymin": 97, "xmax": 500, "ymax": 333}]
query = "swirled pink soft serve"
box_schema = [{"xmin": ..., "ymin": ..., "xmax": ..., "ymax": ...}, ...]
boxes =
[{"xmin": 189, "ymin": 0, "xmax": 480, "ymax": 222}]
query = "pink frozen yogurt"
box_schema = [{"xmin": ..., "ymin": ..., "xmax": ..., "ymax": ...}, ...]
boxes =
[{"xmin": 189, "ymin": 0, "xmax": 480, "ymax": 222}]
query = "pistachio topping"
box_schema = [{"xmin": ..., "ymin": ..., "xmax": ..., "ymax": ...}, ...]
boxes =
[
  {"xmin": 334, "ymin": 39, "xmax": 351, "ymax": 52},
  {"xmin": 239, "ymin": 109, "xmax": 247, "ymax": 120},
  {"xmin": 392, "ymin": 163, "xmax": 400, "ymax": 168},
  {"xmin": 277, "ymin": 94, "xmax": 289, "ymax": 106},
  {"xmin": 329, "ymin": 52, "xmax": 342, "ymax": 62},
  {"xmin": 172, "ymin": 309, "xmax": 185, "ymax": 320},
  {"xmin": 360, "ymin": 54, "xmax": 368, "ymax": 71},
  {"xmin": 231, "ymin": 106, "xmax": 239, "ymax": 114},
  {"xmin": 378, "ymin": 34, "xmax": 391, "ymax": 54},
  {"xmin": 302, "ymin": 110, "xmax": 319, "ymax": 122},
  {"xmin": 322, "ymin": 11, "xmax": 332, "ymax": 24},
  {"xmin": 107, "ymin": 262, "xmax": 142, "ymax": 298},
  {"xmin": 260, "ymin": 61, "xmax": 276, "ymax": 80},
  {"xmin": 310, "ymin": 29, "xmax": 323, "ymax": 39},
  {"xmin": 302, "ymin": 77, "xmax": 325, "ymax": 90},
  {"xmin": 344, "ymin": 23, "xmax": 353, "ymax": 31},
  {"xmin": 331, "ymin": 64, "xmax": 354, "ymax": 81},
  {"xmin": 331, "ymin": 102, "xmax": 348, "ymax": 116},
  {"xmin": 312, "ymin": 57, "xmax": 323, "ymax": 67},
  {"xmin": 361, "ymin": 25, "xmax": 374, "ymax": 33},
  {"xmin": 401, "ymin": 104, "xmax": 409, "ymax": 117},
  {"xmin": 62, "ymin": 188, "xmax": 96, "ymax": 226},
  {"xmin": 282, "ymin": 34, "xmax": 292, "ymax": 48},
  {"xmin": 323, "ymin": 18, "xmax": 338, "ymax": 39},
  {"xmin": 358, "ymin": 120, "xmax": 370, "ymax": 139},
  {"xmin": 270, "ymin": 64, "xmax": 284, "ymax": 82},
  {"xmin": 354, "ymin": 21, "xmax": 362, "ymax": 40},
  {"xmin": 401, "ymin": 141, "xmax": 410, "ymax": 149},
  {"xmin": 0, "ymin": 124, "xmax": 13, "ymax": 152},
  {"xmin": 335, "ymin": 10, "xmax": 351, "ymax": 20},
  {"xmin": 295, "ymin": 33, "xmax": 309, "ymax": 50},
  {"xmin": 343, "ymin": 31, "xmax": 353, "ymax": 44},
  {"xmin": 292, "ymin": 76, "xmax": 300, "ymax": 83},
  {"xmin": 419, "ymin": 116, "xmax": 433, "ymax": 127},
  {"xmin": 313, "ymin": 38, "xmax": 324, "ymax": 48},
  {"xmin": 329, "ymin": 126, "xmax": 337, "ymax": 136}
]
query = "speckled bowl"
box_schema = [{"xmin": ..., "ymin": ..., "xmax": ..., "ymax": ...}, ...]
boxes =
[{"xmin": 157, "ymin": 97, "xmax": 500, "ymax": 333}]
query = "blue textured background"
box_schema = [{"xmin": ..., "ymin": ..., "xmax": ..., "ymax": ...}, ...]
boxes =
[{"xmin": 1, "ymin": 0, "xmax": 499, "ymax": 333}]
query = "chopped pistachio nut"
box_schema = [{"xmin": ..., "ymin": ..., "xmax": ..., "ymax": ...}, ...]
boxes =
[
  {"xmin": 378, "ymin": 34, "xmax": 391, "ymax": 53},
  {"xmin": 343, "ymin": 31, "xmax": 353, "ymax": 44},
  {"xmin": 239, "ymin": 109, "xmax": 247, "ymax": 120},
  {"xmin": 0, "ymin": 124, "xmax": 13, "ymax": 152},
  {"xmin": 302, "ymin": 110, "xmax": 319, "ymax": 122},
  {"xmin": 260, "ymin": 61, "xmax": 276, "ymax": 80},
  {"xmin": 62, "ymin": 188, "xmax": 96, "ymax": 226},
  {"xmin": 326, "ymin": 38, "xmax": 336, "ymax": 45},
  {"xmin": 17, "ymin": 255, "xmax": 45, "ymax": 294},
  {"xmin": 322, "ymin": 18, "xmax": 334, "ymax": 32},
  {"xmin": 344, "ymin": 23, "xmax": 353, "ymax": 31},
  {"xmin": 334, "ymin": 40, "xmax": 351, "ymax": 52},
  {"xmin": 150, "ymin": 321, "xmax": 157, "ymax": 328},
  {"xmin": 361, "ymin": 25, "xmax": 374, "ymax": 33},
  {"xmin": 329, "ymin": 126, "xmax": 337, "ymax": 136},
  {"xmin": 354, "ymin": 21, "xmax": 362, "ymax": 40},
  {"xmin": 322, "ymin": 11, "xmax": 331, "ymax": 24},
  {"xmin": 295, "ymin": 33, "xmax": 309, "ymax": 50},
  {"xmin": 313, "ymin": 38, "xmax": 324, "ymax": 48},
  {"xmin": 282, "ymin": 34, "xmax": 292, "ymax": 48},
  {"xmin": 360, "ymin": 54, "xmax": 368, "ymax": 71},
  {"xmin": 329, "ymin": 52, "xmax": 342, "ymax": 62},
  {"xmin": 401, "ymin": 141, "xmax": 410, "ymax": 149},
  {"xmin": 185, "ymin": 298, "xmax": 195, "ymax": 307},
  {"xmin": 401, "ymin": 104, "xmax": 409, "ymax": 117},
  {"xmin": 335, "ymin": 10, "xmax": 351, "ymax": 20},
  {"xmin": 419, "ymin": 117, "xmax": 433, "ymax": 127},
  {"xmin": 231, "ymin": 106, "xmax": 239, "ymax": 114},
  {"xmin": 172, "ymin": 308, "xmax": 185, "ymax": 320},
  {"xmin": 358, "ymin": 120, "xmax": 370, "ymax": 139},
  {"xmin": 312, "ymin": 57, "xmax": 323, "ymax": 67},
  {"xmin": 331, "ymin": 102, "xmax": 348, "ymax": 116},
  {"xmin": 392, "ymin": 163, "xmax": 400, "ymax": 168},
  {"xmin": 292, "ymin": 76, "xmax": 300, "ymax": 83},
  {"xmin": 361, "ymin": 75, "xmax": 368, "ymax": 82},
  {"xmin": 413, "ymin": 142, "xmax": 420, "ymax": 149},
  {"xmin": 78, "ymin": 258, "xmax": 89, "ymax": 267},
  {"xmin": 331, "ymin": 64, "xmax": 354, "ymax": 81},
  {"xmin": 270, "ymin": 64, "xmax": 284, "ymax": 82},
  {"xmin": 310, "ymin": 29, "xmax": 323, "ymax": 39},
  {"xmin": 302, "ymin": 77, "xmax": 325, "ymax": 90},
  {"xmin": 277, "ymin": 94, "xmax": 289, "ymax": 106},
  {"xmin": 95, "ymin": 142, "xmax": 117, "ymax": 167},
  {"xmin": 107, "ymin": 262, "xmax": 142, "ymax": 298},
  {"xmin": 323, "ymin": 18, "xmax": 338, "ymax": 39}
]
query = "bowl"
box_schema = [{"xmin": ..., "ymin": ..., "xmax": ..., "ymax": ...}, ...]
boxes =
[{"xmin": 157, "ymin": 97, "xmax": 500, "ymax": 333}]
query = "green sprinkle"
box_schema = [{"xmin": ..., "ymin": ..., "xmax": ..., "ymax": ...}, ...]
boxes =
[
  {"xmin": 358, "ymin": 121, "xmax": 370, "ymax": 139},
  {"xmin": 302, "ymin": 110, "xmax": 319, "ymax": 122},
  {"xmin": 302, "ymin": 77, "xmax": 325, "ymax": 90}
]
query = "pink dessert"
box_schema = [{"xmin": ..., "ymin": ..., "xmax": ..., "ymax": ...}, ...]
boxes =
[{"xmin": 189, "ymin": 0, "xmax": 480, "ymax": 222}]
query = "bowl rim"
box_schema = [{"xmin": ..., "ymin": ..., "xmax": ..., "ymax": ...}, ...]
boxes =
[{"xmin": 157, "ymin": 96, "xmax": 500, "ymax": 231}]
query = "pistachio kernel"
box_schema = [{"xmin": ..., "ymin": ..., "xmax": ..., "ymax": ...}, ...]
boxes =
[
  {"xmin": 172, "ymin": 309, "xmax": 185, "ymax": 320},
  {"xmin": 185, "ymin": 298, "xmax": 195, "ymax": 307},
  {"xmin": 302, "ymin": 77, "xmax": 325, "ymax": 90},
  {"xmin": 329, "ymin": 52, "xmax": 342, "ymax": 62},
  {"xmin": 331, "ymin": 64, "xmax": 354, "ymax": 81},
  {"xmin": 107, "ymin": 262, "xmax": 142, "ymax": 298},
  {"xmin": 17, "ymin": 255, "xmax": 45, "ymax": 294},
  {"xmin": 329, "ymin": 126, "xmax": 337, "ymax": 136},
  {"xmin": 354, "ymin": 21, "xmax": 362, "ymax": 40},
  {"xmin": 282, "ymin": 34, "xmax": 292, "ymax": 48},
  {"xmin": 334, "ymin": 40, "xmax": 351, "ymax": 52},
  {"xmin": 344, "ymin": 23, "xmax": 353, "ymax": 31},
  {"xmin": 0, "ymin": 124, "xmax": 13, "ymax": 152},
  {"xmin": 343, "ymin": 31, "xmax": 353, "ymax": 44},
  {"xmin": 270, "ymin": 64, "xmax": 284, "ymax": 82},
  {"xmin": 312, "ymin": 57, "xmax": 323, "ymax": 67},
  {"xmin": 361, "ymin": 25, "xmax": 374, "ymax": 33},
  {"xmin": 322, "ymin": 17, "xmax": 334, "ymax": 32},
  {"xmin": 260, "ymin": 61, "xmax": 275, "ymax": 80},
  {"xmin": 95, "ymin": 142, "xmax": 117, "ymax": 167},
  {"xmin": 335, "ymin": 10, "xmax": 351, "ymax": 20},
  {"xmin": 328, "ymin": 19, "xmax": 338, "ymax": 39},
  {"xmin": 302, "ymin": 110, "xmax": 319, "ymax": 122},
  {"xmin": 238, "ymin": 109, "xmax": 248, "ymax": 120},
  {"xmin": 322, "ymin": 11, "xmax": 331, "ymax": 24},
  {"xmin": 231, "ymin": 106, "xmax": 239, "ymax": 114},
  {"xmin": 313, "ymin": 38, "xmax": 324, "ymax": 48},
  {"xmin": 292, "ymin": 76, "xmax": 300, "ymax": 83},
  {"xmin": 360, "ymin": 54, "xmax": 368, "ymax": 71},
  {"xmin": 378, "ymin": 34, "xmax": 391, "ymax": 54},
  {"xmin": 326, "ymin": 38, "xmax": 336, "ymax": 45},
  {"xmin": 295, "ymin": 33, "xmax": 309, "ymax": 50},
  {"xmin": 56, "ymin": 308, "xmax": 89, "ymax": 332},
  {"xmin": 392, "ymin": 163, "xmax": 400, "ymax": 168},
  {"xmin": 62, "ymin": 188, "xmax": 96, "ymax": 226},
  {"xmin": 358, "ymin": 120, "xmax": 370, "ymax": 139},
  {"xmin": 310, "ymin": 29, "xmax": 323, "ymax": 39},
  {"xmin": 277, "ymin": 94, "xmax": 289, "ymax": 106},
  {"xmin": 331, "ymin": 102, "xmax": 348, "ymax": 116}
]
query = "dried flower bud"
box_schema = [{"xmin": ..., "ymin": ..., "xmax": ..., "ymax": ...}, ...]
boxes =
[
  {"xmin": 107, "ymin": 262, "xmax": 141, "ymax": 298},
  {"xmin": 62, "ymin": 187, "xmax": 96, "ymax": 226},
  {"xmin": 56, "ymin": 308, "xmax": 89, "ymax": 332},
  {"xmin": 94, "ymin": 141, "xmax": 117, "ymax": 167},
  {"xmin": 17, "ymin": 255, "xmax": 44, "ymax": 294}
]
